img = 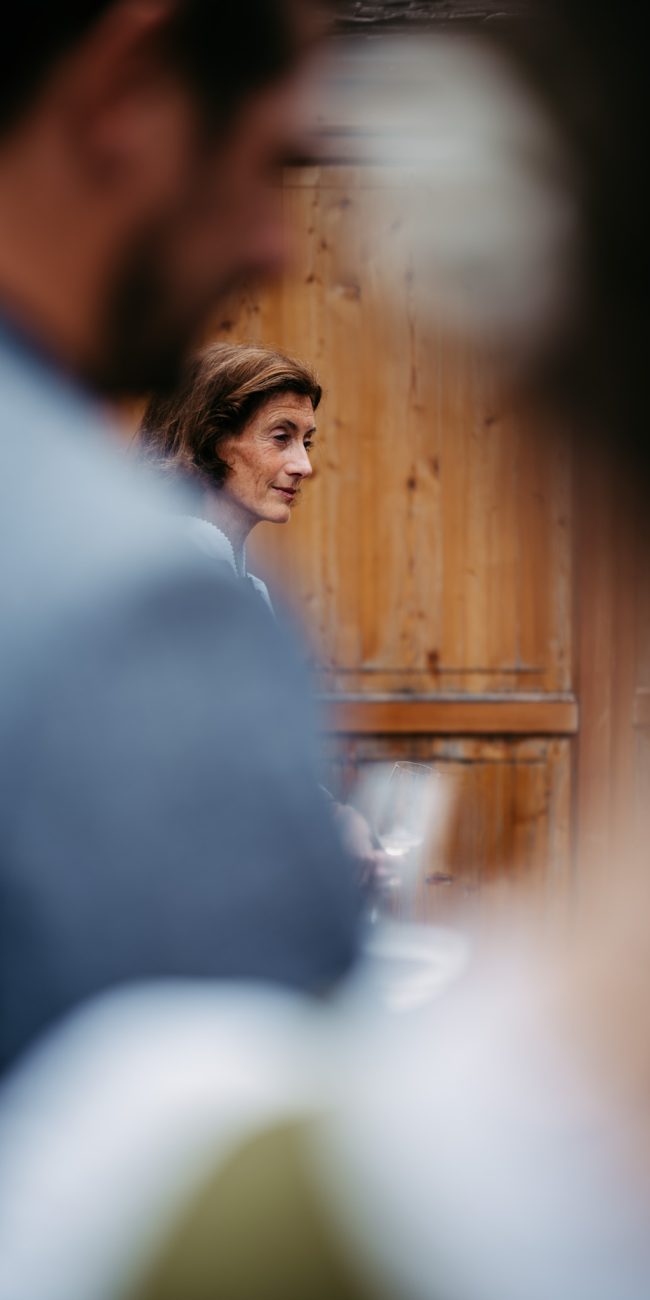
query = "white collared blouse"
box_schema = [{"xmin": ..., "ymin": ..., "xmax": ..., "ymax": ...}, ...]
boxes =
[{"xmin": 186, "ymin": 517, "xmax": 274, "ymax": 614}]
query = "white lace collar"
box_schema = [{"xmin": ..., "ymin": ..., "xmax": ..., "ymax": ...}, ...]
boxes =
[
  {"xmin": 184, "ymin": 515, "xmax": 274, "ymax": 614},
  {"xmin": 185, "ymin": 516, "xmax": 248, "ymax": 578}
]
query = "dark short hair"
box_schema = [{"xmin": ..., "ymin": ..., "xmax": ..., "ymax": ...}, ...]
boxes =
[
  {"xmin": 137, "ymin": 342, "xmax": 322, "ymax": 489},
  {"xmin": 1, "ymin": 1, "xmax": 306, "ymax": 136}
]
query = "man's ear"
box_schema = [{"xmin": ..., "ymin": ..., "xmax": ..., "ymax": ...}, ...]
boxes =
[{"xmin": 48, "ymin": 0, "xmax": 185, "ymax": 185}]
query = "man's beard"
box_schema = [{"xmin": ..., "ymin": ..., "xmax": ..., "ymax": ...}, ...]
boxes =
[{"xmin": 87, "ymin": 230, "xmax": 244, "ymax": 398}]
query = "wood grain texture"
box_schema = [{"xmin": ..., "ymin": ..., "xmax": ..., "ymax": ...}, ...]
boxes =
[
  {"xmin": 227, "ymin": 168, "xmax": 573, "ymax": 700},
  {"xmin": 322, "ymin": 694, "xmax": 577, "ymax": 734}
]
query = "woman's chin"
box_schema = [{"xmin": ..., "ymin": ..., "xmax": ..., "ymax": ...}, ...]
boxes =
[{"xmin": 263, "ymin": 504, "xmax": 291, "ymax": 525}]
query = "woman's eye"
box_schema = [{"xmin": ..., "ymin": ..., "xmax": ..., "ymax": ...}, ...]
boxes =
[
  {"xmin": 274, "ymin": 433, "xmax": 289, "ymax": 444},
  {"xmin": 304, "ymin": 441, "xmax": 313, "ymax": 452}
]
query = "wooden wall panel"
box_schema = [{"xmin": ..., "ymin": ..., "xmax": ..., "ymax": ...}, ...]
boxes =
[
  {"xmin": 322, "ymin": 695, "xmax": 577, "ymax": 735},
  {"xmin": 220, "ymin": 168, "xmax": 572, "ymax": 699}
]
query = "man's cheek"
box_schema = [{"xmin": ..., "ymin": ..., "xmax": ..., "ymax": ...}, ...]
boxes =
[{"xmin": 232, "ymin": 189, "xmax": 286, "ymax": 268}]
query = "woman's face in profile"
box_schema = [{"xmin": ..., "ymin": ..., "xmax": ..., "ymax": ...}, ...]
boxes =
[{"xmin": 219, "ymin": 391, "xmax": 316, "ymax": 525}]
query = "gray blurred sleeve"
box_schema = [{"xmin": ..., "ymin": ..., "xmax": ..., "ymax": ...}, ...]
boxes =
[{"xmin": 0, "ymin": 567, "xmax": 362, "ymax": 1066}]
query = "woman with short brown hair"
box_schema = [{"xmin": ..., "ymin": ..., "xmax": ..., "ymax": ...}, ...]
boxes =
[
  {"xmin": 137, "ymin": 342, "xmax": 321, "ymax": 607},
  {"xmin": 137, "ymin": 341, "xmax": 381, "ymax": 866}
]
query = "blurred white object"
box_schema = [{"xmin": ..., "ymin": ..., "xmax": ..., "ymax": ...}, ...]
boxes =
[
  {"xmin": 315, "ymin": 946, "xmax": 650, "ymax": 1300},
  {"xmin": 2, "ymin": 959, "xmax": 650, "ymax": 1300},
  {"xmin": 357, "ymin": 920, "xmax": 470, "ymax": 1012},
  {"xmin": 0, "ymin": 985, "xmax": 322, "ymax": 1300},
  {"xmin": 310, "ymin": 35, "xmax": 578, "ymax": 358}
]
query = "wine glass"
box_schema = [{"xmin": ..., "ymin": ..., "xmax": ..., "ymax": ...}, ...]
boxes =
[
  {"xmin": 361, "ymin": 761, "xmax": 444, "ymax": 922},
  {"xmin": 375, "ymin": 761, "xmax": 435, "ymax": 860}
]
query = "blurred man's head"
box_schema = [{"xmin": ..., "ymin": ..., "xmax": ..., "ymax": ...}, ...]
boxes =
[{"xmin": 0, "ymin": 0, "xmax": 319, "ymax": 393}]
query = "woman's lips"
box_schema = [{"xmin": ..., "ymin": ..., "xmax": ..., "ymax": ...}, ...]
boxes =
[{"xmin": 273, "ymin": 486, "xmax": 297, "ymax": 500}]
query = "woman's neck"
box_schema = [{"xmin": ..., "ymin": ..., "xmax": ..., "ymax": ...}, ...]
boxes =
[{"xmin": 201, "ymin": 490, "xmax": 254, "ymax": 577}]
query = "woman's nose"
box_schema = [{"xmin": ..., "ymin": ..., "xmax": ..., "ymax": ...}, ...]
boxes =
[{"xmin": 288, "ymin": 444, "xmax": 313, "ymax": 478}]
